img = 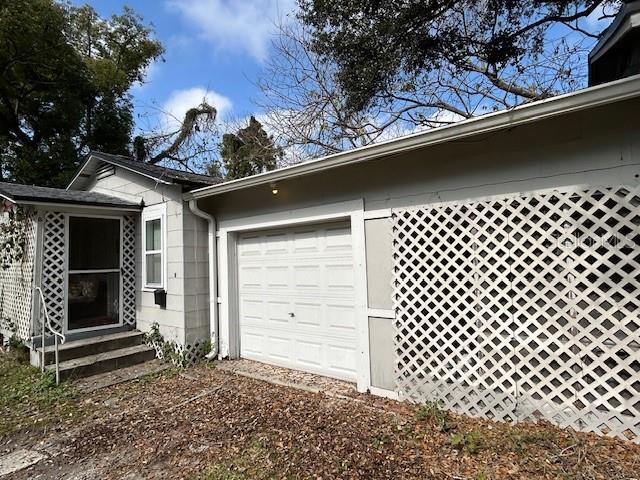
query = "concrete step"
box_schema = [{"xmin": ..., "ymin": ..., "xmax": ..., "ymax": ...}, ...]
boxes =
[
  {"xmin": 38, "ymin": 331, "xmax": 145, "ymax": 365},
  {"xmin": 47, "ymin": 344, "xmax": 157, "ymax": 381}
]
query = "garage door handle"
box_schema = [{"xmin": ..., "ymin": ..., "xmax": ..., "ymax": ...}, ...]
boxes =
[{"xmin": 289, "ymin": 312, "xmax": 295, "ymax": 317}]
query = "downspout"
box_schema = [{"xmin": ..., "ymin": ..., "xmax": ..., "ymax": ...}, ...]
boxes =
[{"xmin": 188, "ymin": 199, "xmax": 218, "ymax": 359}]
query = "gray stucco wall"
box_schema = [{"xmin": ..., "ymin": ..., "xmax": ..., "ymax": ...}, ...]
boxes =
[
  {"xmin": 365, "ymin": 217, "xmax": 393, "ymax": 310},
  {"xmin": 369, "ymin": 316, "xmax": 395, "ymax": 389},
  {"xmin": 88, "ymin": 167, "xmax": 210, "ymax": 345}
]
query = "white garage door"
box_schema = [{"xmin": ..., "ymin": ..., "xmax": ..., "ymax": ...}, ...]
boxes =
[{"xmin": 237, "ymin": 222, "xmax": 357, "ymax": 381}]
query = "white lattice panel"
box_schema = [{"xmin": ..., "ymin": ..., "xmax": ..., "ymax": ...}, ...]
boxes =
[
  {"xmin": 0, "ymin": 209, "xmax": 37, "ymax": 341},
  {"xmin": 41, "ymin": 212, "xmax": 65, "ymax": 334},
  {"xmin": 393, "ymin": 185, "xmax": 640, "ymax": 441},
  {"xmin": 122, "ymin": 215, "xmax": 136, "ymax": 326}
]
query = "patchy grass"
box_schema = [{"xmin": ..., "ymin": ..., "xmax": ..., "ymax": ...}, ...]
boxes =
[
  {"xmin": 192, "ymin": 435, "xmax": 276, "ymax": 480},
  {"xmin": 0, "ymin": 351, "xmax": 82, "ymax": 437}
]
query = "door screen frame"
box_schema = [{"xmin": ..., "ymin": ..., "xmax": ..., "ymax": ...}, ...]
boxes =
[{"xmin": 64, "ymin": 214, "xmax": 124, "ymax": 333}]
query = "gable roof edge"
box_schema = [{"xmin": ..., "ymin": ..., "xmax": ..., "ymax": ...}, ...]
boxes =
[{"xmin": 67, "ymin": 153, "xmax": 173, "ymax": 191}]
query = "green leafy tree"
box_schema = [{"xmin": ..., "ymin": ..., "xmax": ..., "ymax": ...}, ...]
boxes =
[
  {"xmin": 211, "ymin": 116, "xmax": 282, "ymax": 180},
  {"xmin": 299, "ymin": 0, "xmax": 618, "ymax": 114},
  {"xmin": 0, "ymin": 0, "xmax": 163, "ymax": 186},
  {"xmin": 258, "ymin": 1, "xmax": 619, "ymax": 158}
]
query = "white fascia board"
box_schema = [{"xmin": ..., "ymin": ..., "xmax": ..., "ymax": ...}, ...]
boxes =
[
  {"xmin": 17, "ymin": 200, "xmax": 141, "ymax": 212},
  {"xmin": 185, "ymin": 74, "xmax": 640, "ymax": 201}
]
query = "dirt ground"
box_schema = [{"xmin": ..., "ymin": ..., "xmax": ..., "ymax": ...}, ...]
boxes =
[{"xmin": 3, "ymin": 362, "xmax": 640, "ymax": 480}]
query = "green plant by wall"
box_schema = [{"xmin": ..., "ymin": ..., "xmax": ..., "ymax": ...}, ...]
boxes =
[
  {"xmin": 451, "ymin": 431, "xmax": 483, "ymax": 455},
  {"xmin": 0, "ymin": 206, "xmax": 28, "ymax": 270},
  {"xmin": 143, "ymin": 322, "xmax": 209, "ymax": 367},
  {"xmin": 415, "ymin": 400, "xmax": 451, "ymax": 432}
]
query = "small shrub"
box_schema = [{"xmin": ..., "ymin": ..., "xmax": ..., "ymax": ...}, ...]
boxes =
[
  {"xmin": 201, "ymin": 339, "xmax": 212, "ymax": 356},
  {"xmin": 451, "ymin": 431, "xmax": 483, "ymax": 454},
  {"xmin": 193, "ymin": 464, "xmax": 247, "ymax": 480},
  {"xmin": 415, "ymin": 400, "xmax": 451, "ymax": 432},
  {"xmin": 6, "ymin": 335, "xmax": 29, "ymax": 362},
  {"xmin": 371, "ymin": 434, "xmax": 392, "ymax": 449},
  {"xmin": 507, "ymin": 428, "xmax": 556, "ymax": 453}
]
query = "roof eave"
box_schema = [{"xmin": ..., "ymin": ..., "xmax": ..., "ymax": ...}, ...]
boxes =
[
  {"xmin": 16, "ymin": 199, "xmax": 142, "ymax": 211},
  {"xmin": 186, "ymin": 74, "xmax": 640, "ymax": 201},
  {"xmin": 589, "ymin": 7, "xmax": 640, "ymax": 63}
]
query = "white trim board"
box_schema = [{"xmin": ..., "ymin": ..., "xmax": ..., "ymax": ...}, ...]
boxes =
[
  {"xmin": 363, "ymin": 209, "xmax": 392, "ymax": 220},
  {"xmin": 369, "ymin": 386, "xmax": 400, "ymax": 401},
  {"xmin": 367, "ymin": 308, "xmax": 395, "ymax": 319},
  {"xmin": 217, "ymin": 199, "xmax": 371, "ymax": 393}
]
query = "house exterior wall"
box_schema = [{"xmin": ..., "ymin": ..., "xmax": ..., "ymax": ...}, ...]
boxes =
[
  {"xmin": 88, "ymin": 167, "xmax": 210, "ymax": 346},
  {"xmin": 199, "ymin": 97, "xmax": 640, "ymax": 398}
]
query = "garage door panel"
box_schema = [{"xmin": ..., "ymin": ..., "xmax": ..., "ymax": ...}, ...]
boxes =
[
  {"xmin": 294, "ymin": 265, "xmax": 321, "ymax": 288},
  {"xmin": 264, "ymin": 232, "xmax": 288, "ymax": 253},
  {"xmin": 242, "ymin": 331, "xmax": 265, "ymax": 357},
  {"xmin": 325, "ymin": 226, "xmax": 353, "ymax": 251},
  {"xmin": 240, "ymin": 298, "xmax": 264, "ymax": 322},
  {"xmin": 265, "ymin": 265, "xmax": 289, "ymax": 288},
  {"xmin": 238, "ymin": 222, "xmax": 357, "ymax": 381},
  {"xmin": 266, "ymin": 300, "xmax": 291, "ymax": 327},
  {"xmin": 293, "ymin": 229, "xmax": 321, "ymax": 253},
  {"xmin": 325, "ymin": 263, "xmax": 355, "ymax": 291},
  {"xmin": 327, "ymin": 344, "xmax": 357, "ymax": 376},
  {"xmin": 295, "ymin": 340, "xmax": 323, "ymax": 367},
  {"xmin": 293, "ymin": 302, "xmax": 322, "ymax": 328},
  {"xmin": 237, "ymin": 235, "xmax": 262, "ymax": 256},
  {"xmin": 266, "ymin": 335, "xmax": 292, "ymax": 361},
  {"xmin": 238, "ymin": 265, "xmax": 263, "ymax": 288},
  {"xmin": 326, "ymin": 304, "xmax": 357, "ymax": 335}
]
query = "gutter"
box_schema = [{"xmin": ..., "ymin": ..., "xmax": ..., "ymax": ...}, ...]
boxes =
[
  {"xmin": 185, "ymin": 73, "xmax": 640, "ymax": 200},
  {"xmin": 187, "ymin": 199, "xmax": 219, "ymax": 359}
]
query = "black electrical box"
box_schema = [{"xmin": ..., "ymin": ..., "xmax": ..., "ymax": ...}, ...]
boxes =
[{"xmin": 154, "ymin": 289, "xmax": 166, "ymax": 308}]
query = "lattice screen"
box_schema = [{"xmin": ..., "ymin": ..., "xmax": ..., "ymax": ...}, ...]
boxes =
[
  {"xmin": 0, "ymin": 209, "xmax": 37, "ymax": 341},
  {"xmin": 122, "ymin": 215, "xmax": 136, "ymax": 326},
  {"xmin": 41, "ymin": 212, "xmax": 66, "ymax": 334},
  {"xmin": 393, "ymin": 185, "xmax": 640, "ymax": 442}
]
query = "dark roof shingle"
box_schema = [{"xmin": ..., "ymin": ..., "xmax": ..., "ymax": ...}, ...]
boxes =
[
  {"xmin": 0, "ymin": 182, "xmax": 141, "ymax": 209},
  {"xmin": 88, "ymin": 151, "xmax": 221, "ymax": 189}
]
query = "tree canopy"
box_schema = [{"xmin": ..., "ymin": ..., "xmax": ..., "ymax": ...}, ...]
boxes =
[
  {"xmin": 210, "ymin": 116, "xmax": 282, "ymax": 180},
  {"xmin": 0, "ymin": 0, "xmax": 163, "ymax": 186},
  {"xmin": 258, "ymin": 1, "xmax": 620, "ymax": 159}
]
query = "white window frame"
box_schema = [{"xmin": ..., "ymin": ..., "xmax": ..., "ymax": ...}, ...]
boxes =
[{"xmin": 142, "ymin": 203, "xmax": 167, "ymax": 291}]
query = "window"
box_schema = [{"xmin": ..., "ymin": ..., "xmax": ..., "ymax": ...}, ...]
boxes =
[{"xmin": 142, "ymin": 204, "xmax": 166, "ymax": 289}]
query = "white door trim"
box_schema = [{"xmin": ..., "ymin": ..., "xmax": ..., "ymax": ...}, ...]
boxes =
[{"xmin": 217, "ymin": 199, "xmax": 371, "ymax": 392}]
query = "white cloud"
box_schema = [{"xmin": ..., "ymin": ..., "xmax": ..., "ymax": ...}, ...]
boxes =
[
  {"xmin": 161, "ymin": 86, "xmax": 233, "ymax": 130},
  {"xmin": 131, "ymin": 61, "xmax": 161, "ymax": 92},
  {"xmin": 167, "ymin": 0, "xmax": 297, "ymax": 62}
]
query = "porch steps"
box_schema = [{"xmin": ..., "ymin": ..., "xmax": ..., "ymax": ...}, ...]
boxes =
[
  {"xmin": 41, "ymin": 331, "xmax": 146, "ymax": 364},
  {"xmin": 39, "ymin": 331, "xmax": 157, "ymax": 381}
]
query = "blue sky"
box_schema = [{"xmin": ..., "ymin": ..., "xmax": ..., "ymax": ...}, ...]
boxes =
[
  {"xmin": 72, "ymin": 0, "xmax": 297, "ymax": 133},
  {"xmin": 72, "ymin": 1, "xmax": 613, "ymax": 147}
]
